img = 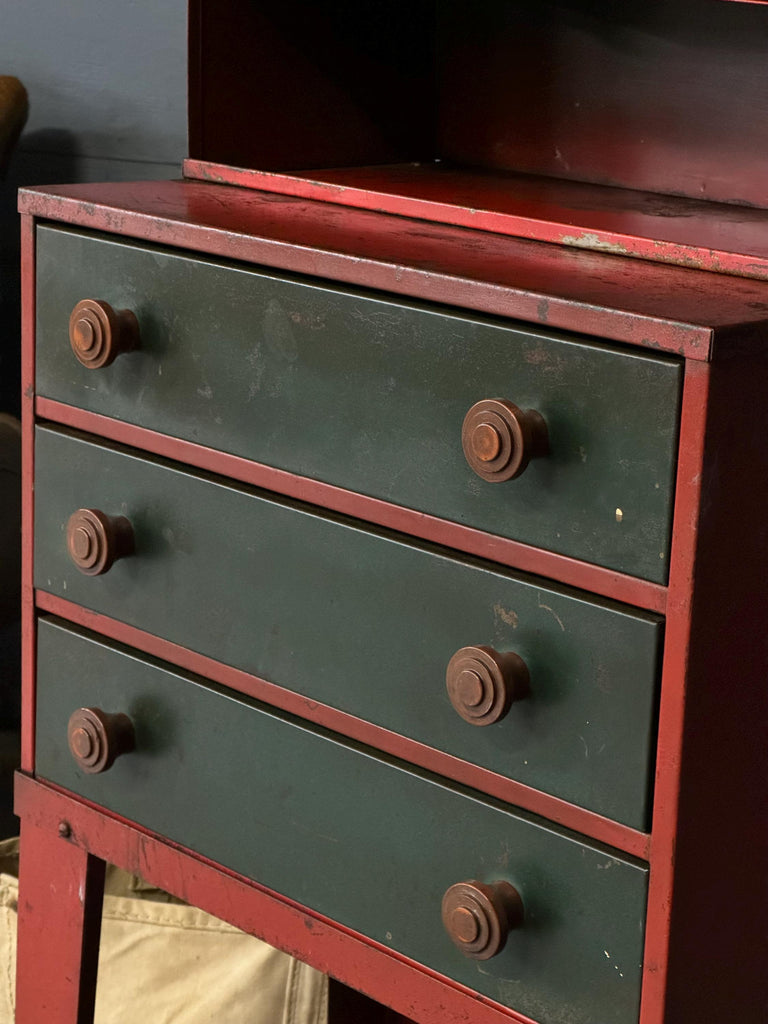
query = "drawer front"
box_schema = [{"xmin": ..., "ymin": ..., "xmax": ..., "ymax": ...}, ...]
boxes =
[
  {"xmin": 35, "ymin": 427, "xmax": 662, "ymax": 829},
  {"xmin": 36, "ymin": 226, "xmax": 681, "ymax": 583},
  {"xmin": 36, "ymin": 619, "xmax": 648, "ymax": 1024}
]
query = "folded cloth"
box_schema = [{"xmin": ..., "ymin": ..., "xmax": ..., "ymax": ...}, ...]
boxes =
[{"xmin": 0, "ymin": 837, "xmax": 327, "ymax": 1024}]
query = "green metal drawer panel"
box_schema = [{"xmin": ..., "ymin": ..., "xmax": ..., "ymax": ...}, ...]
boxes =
[
  {"xmin": 35, "ymin": 225, "xmax": 682, "ymax": 583},
  {"xmin": 35, "ymin": 427, "xmax": 663, "ymax": 829},
  {"xmin": 36, "ymin": 618, "xmax": 648, "ymax": 1024}
]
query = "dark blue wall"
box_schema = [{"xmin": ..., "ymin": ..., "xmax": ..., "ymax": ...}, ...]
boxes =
[{"xmin": 0, "ymin": 1, "xmax": 188, "ymax": 413}]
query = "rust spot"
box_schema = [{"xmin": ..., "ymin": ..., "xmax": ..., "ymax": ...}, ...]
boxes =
[
  {"xmin": 537, "ymin": 298, "xmax": 549, "ymax": 322},
  {"xmin": 524, "ymin": 347, "xmax": 551, "ymax": 365},
  {"xmin": 288, "ymin": 311, "xmax": 326, "ymax": 330}
]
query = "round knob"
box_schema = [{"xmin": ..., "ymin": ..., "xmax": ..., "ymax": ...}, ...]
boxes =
[
  {"xmin": 69, "ymin": 299, "xmax": 140, "ymax": 369},
  {"xmin": 66, "ymin": 508, "xmax": 134, "ymax": 576},
  {"xmin": 442, "ymin": 880, "xmax": 523, "ymax": 960},
  {"xmin": 462, "ymin": 399, "xmax": 548, "ymax": 482},
  {"xmin": 446, "ymin": 645, "xmax": 529, "ymax": 726},
  {"xmin": 67, "ymin": 707, "xmax": 135, "ymax": 774}
]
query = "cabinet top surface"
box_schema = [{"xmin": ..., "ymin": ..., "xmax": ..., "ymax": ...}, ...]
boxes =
[{"xmin": 20, "ymin": 179, "xmax": 768, "ymax": 361}]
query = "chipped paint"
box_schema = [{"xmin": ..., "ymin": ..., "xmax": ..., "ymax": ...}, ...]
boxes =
[
  {"xmin": 493, "ymin": 603, "xmax": 519, "ymax": 628},
  {"xmin": 560, "ymin": 232, "xmax": 631, "ymax": 256},
  {"xmin": 537, "ymin": 598, "xmax": 566, "ymax": 632}
]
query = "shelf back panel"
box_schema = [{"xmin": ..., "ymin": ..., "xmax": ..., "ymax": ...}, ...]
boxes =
[{"xmin": 190, "ymin": 0, "xmax": 768, "ymax": 209}]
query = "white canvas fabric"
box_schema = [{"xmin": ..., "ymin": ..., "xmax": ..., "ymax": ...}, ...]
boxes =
[{"xmin": 0, "ymin": 838, "xmax": 327, "ymax": 1024}]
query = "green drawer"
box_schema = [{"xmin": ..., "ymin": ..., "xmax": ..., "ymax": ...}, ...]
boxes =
[
  {"xmin": 36, "ymin": 225, "xmax": 681, "ymax": 583},
  {"xmin": 36, "ymin": 618, "xmax": 648, "ymax": 1024},
  {"xmin": 35, "ymin": 427, "xmax": 663, "ymax": 829}
]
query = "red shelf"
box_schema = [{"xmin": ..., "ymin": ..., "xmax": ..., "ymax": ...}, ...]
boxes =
[{"xmin": 184, "ymin": 159, "xmax": 768, "ymax": 282}]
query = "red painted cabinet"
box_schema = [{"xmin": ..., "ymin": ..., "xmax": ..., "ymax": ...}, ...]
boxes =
[{"xmin": 14, "ymin": 3, "xmax": 768, "ymax": 1023}]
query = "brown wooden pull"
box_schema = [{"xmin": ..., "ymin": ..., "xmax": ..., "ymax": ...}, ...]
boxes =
[
  {"xmin": 442, "ymin": 880, "xmax": 523, "ymax": 960},
  {"xmin": 446, "ymin": 645, "xmax": 528, "ymax": 726},
  {"xmin": 66, "ymin": 508, "xmax": 134, "ymax": 576},
  {"xmin": 67, "ymin": 707, "xmax": 135, "ymax": 774},
  {"xmin": 69, "ymin": 298, "xmax": 140, "ymax": 369},
  {"xmin": 462, "ymin": 399, "xmax": 548, "ymax": 482}
]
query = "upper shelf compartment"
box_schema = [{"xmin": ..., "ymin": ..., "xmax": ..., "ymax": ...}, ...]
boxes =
[{"xmin": 187, "ymin": 0, "xmax": 768, "ymax": 279}]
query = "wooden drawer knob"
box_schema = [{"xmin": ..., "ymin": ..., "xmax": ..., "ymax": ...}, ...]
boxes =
[
  {"xmin": 446, "ymin": 645, "xmax": 529, "ymax": 725},
  {"xmin": 442, "ymin": 880, "xmax": 523, "ymax": 960},
  {"xmin": 462, "ymin": 399, "xmax": 548, "ymax": 482},
  {"xmin": 66, "ymin": 508, "xmax": 134, "ymax": 576},
  {"xmin": 67, "ymin": 707, "xmax": 135, "ymax": 774},
  {"xmin": 69, "ymin": 298, "xmax": 140, "ymax": 369}
]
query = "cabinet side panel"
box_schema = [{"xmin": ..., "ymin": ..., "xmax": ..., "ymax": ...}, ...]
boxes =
[
  {"xmin": 662, "ymin": 350, "xmax": 768, "ymax": 1022},
  {"xmin": 20, "ymin": 214, "xmax": 35, "ymax": 773}
]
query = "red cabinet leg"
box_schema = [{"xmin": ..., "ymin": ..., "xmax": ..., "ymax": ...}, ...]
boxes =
[{"xmin": 15, "ymin": 816, "xmax": 106, "ymax": 1024}]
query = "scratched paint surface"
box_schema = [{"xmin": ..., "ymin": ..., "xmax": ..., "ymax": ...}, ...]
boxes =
[
  {"xmin": 36, "ymin": 226, "xmax": 682, "ymax": 583},
  {"xmin": 36, "ymin": 618, "xmax": 648, "ymax": 1024},
  {"xmin": 35, "ymin": 426, "xmax": 661, "ymax": 829}
]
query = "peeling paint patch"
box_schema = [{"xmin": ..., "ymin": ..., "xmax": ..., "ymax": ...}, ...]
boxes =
[
  {"xmin": 494, "ymin": 603, "xmax": 519, "ymax": 628},
  {"xmin": 560, "ymin": 232, "xmax": 630, "ymax": 256}
]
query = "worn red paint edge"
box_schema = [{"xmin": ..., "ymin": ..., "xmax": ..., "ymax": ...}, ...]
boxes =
[
  {"xmin": 16, "ymin": 773, "xmax": 539, "ymax": 1024},
  {"xmin": 34, "ymin": 593, "xmax": 652, "ymax": 860},
  {"xmin": 19, "ymin": 183, "xmax": 717, "ymax": 361},
  {"xmin": 20, "ymin": 215, "xmax": 36, "ymax": 774},
  {"xmin": 182, "ymin": 159, "xmax": 768, "ymax": 283},
  {"xmin": 35, "ymin": 399, "xmax": 668, "ymax": 616},
  {"xmin": 638, "ymin": 361, "xmax": 710, "ymax": 1024}
]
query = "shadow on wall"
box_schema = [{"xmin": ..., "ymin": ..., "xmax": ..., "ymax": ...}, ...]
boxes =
[
  {"xmin": 0, "ymin": 80, "xmax": 26, "ymax": 837},
  {"xmin": 0, "ymin": 84, "xmax": 39, "ymax": 419},
  {"xmin": 0, "ymin": 411, "xmax": 20, "ymax": 835},
  {"xmin": 1, "ymin": 129, "xmax": 82, "ymax": 419}
]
